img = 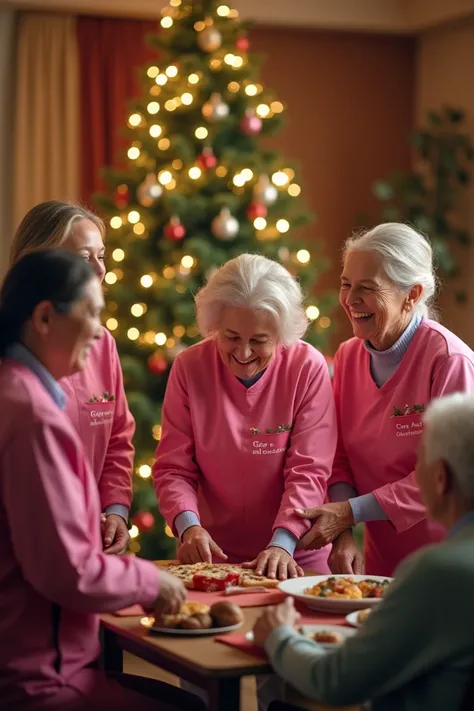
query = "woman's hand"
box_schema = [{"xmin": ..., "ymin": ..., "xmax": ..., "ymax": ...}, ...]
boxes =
[
  {"xmin": 329, "ymin": 530, "xmax": 364, "ymax": 574},
  {"xmin": 295, "ymin": 502, "xmax": 355, "ymax": 549},
  {"xmin": 178, "ymin": 526, "xmax": 228, "ymax": 564},
  {"xmin": 253, "ymin": 597, "xmax": 301, "ymax": 646},
  {"xmin": 242, "ymin": 546, "xmax": 303, "ymax": 581},
  {"xmin": 153, "ymin": 569, "xmax": 187, "ymax": 615},
  {"xmin": 102, "ymin": 514, "xmax": 130, "ymax": 555}
]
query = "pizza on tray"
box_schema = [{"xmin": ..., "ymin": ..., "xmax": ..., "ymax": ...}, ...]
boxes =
[{"xmin": 158, "ymin": 562, "xmax": 280, "ymax": 592}]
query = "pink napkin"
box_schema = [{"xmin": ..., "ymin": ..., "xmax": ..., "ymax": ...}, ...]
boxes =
[{"xmin": 114, "ymin": 589, "xmax": 285, "ymax": 616}]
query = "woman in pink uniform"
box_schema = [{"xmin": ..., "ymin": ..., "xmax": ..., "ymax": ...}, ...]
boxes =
[
  {"xmin": 10, "ymin": 201, "xmax": 133, "ymax": 554},
  {"xmin": 153, "ymin": 253, "xmax": 337, "ymax": 580},
  {"xmin": 297, "ymin": 223, "xmax": 474, "ymax": 576},
  {"xmin": 0, "ymin": 250, "xmax": 203, "ymax": 711}
]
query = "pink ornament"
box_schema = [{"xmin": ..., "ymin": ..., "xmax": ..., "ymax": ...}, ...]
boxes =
[
  {"xmin": 164, "ymin": 216, "xmax": 186, "ymax": 241},
  {"xmin": 235, "ymin": 36, "xmax": 249, "ymax": 52},
  {"xmin": 240, "ymin": 112, "xmax": 262, "ymax": 136},
  {"xmin": 247, "ymin": 201, "xmax": 267, "ymax": 220}
]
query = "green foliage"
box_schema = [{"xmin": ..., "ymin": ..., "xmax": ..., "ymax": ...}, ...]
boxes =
[
  {"xmin": 373, "ymin": 106, "xmax": 473, "ymax": 288},
  {"xmin": 96, "ymin": 0, "xmax": 335, "ymax": 559}
]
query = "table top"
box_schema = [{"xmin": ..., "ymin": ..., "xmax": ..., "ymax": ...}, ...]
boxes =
[{"xmin": 101, "ymin": 606, "xmax": 272, "ymax": 679}]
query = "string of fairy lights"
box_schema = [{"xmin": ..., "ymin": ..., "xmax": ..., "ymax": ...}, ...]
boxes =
[{"xmin": 104, "ymin": 0, "xmax": 332, "ymax": 548}]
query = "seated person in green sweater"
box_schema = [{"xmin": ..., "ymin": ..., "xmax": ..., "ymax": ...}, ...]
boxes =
[{"xmin": 253, "ymin": 392, "xmax": 474, "ymax": 711}]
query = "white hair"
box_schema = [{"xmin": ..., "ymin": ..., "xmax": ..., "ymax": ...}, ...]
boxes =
[
  {"xmin": 424, "ymin": 393, "xmax": 474, "ymax": 501},
  {"xmin": 194, "ymin": 253, "xmax": 308, "ymax": 346},
  {"xmin": 344, "ymin": 223, "xmax": 438, "ymax": 318}
]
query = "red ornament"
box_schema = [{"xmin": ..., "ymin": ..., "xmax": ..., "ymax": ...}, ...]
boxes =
[
  {"xmin": 198, "ymin": 147, "xmax": 217, "ymax": 170},
  {"xmin": 240, "ymin": 111, "xmax": 262, "ymax": 137},
  {"xmin": 247, "ymin": 201, "xmax": 267, "ymax": 220},
  {"xmin": 235, "ymin": 36, "xmax": 249, "ymax": 52},
  {"xmin": 147, "ymin": 353, "xmax": 168, "ymax": 375},
  {"xmin": 133, "ymin": 511, "xmax": 155, "ymax": 532},
  {"xmin": 114, "ymin": 184, "xmax": 130, "ymax": 209},
  {"xmin": 164, "ymin": 215, "xmax": 186, "ymax": 241}
]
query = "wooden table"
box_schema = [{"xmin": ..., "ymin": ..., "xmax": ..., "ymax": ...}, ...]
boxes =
[
  {"xmin": 101, "ymin": 607, "xmax": 360, "ymax": 711},
  {"xmin": 101, "ymin": 606, "xmax": 271, "ymax": 711}
]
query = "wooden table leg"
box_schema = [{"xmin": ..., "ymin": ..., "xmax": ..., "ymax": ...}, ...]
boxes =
[
  {"xmin": 207, "ymin": 677, "xmax": 240, "ymax": 711},
  {"xmin": 100, "ymin": 627, "xmax": 123, "ymax": 674}
]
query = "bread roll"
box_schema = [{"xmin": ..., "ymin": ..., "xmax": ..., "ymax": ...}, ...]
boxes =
[{"xmin": 210, "ymin": 601, "xmax": 244, "ymax": 627}]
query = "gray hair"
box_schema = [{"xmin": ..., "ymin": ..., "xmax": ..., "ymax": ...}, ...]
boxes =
[
  {"xmin": 194, "ymin": 253, "xmax": 308, "ymax": 346},
  {"xmin": 424, "ymin": 393, "xmax": 474, "ymax": 501},
  {"xmin": 344, "ymin": 223, "xmax": 438, "ymax": 318}
]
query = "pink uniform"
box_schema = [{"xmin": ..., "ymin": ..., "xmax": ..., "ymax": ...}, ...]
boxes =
[
  {"xmin": 0, "ymin": 360, "xmax": 159, "ymax": 709},
  {"xmin": 154, "ymin": 338, "xmax": 337, "ymax": 570},
  {"xmin": 331, "ymin": 319, "xmax": 474, "ymax": 575},
  {"xmin": 60, "ymin": 327, "xmax": 134, "ymax": 509}
]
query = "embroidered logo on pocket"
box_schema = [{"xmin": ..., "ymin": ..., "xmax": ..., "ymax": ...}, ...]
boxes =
[
  {"xmin": 250, "ymin": 423, "xmax": 292, "ymax": 435},
  {"xmin": 391, "ymin": 403, "xmax": 425, "ymax": 418},
  {"xmin": 88, "ymin": 390, "xmax": 115, "ymax": 403}
]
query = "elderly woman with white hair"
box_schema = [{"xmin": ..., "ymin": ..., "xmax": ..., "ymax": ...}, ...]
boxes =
[
  {"xmin": 153, "ymin": 253, "xmax": 337, "ymax": 579},
  {"xmin": 298, "ymin": 223, "xmax": 474, "ymax": 577}
]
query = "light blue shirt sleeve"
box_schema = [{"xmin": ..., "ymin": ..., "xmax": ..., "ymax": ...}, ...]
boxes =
[
  {"xmin": 175, "ymin": 510, "xmax": 201, "ymax": 539},
  {"xmin": 268, "ymin": 528, "xmax": 298, "ymax": 556},
  {"xmin": 104, "ymin": 504, "xmax": 129, "ymax": 522},
  {"xmin": 349, "ymin": 493, "xmax": 389, "ymax": 524}
]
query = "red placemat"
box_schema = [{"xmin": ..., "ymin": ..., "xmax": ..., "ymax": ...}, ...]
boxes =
[
  {"xmin": 113, "ymin": 589, "xmax": 285, "ymax": 616},
  {"xmin": 215, "ymin": 607, "xmax": 349, "ymax": 658}
]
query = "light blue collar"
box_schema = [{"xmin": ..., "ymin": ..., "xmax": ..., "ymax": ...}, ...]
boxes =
[
  {"xmin": 447, "ymin": 511, "xmax": 474, "ymax": 540},
  {"xmin": 364, "ymin": 313, "xmax": 422, "ymax": 366},
  {"xmin": 5, "ymin": 342, "xmax": 66, "ymax": 410}
]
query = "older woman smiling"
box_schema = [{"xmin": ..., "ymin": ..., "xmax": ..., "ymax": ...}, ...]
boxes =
[
  {"xmin": 153, "ymin": 253, "xmax": 337, "ymax": 580},
  {"xmin": 298, "ymin": 223, "xmax": 474, "ymax": 576}
]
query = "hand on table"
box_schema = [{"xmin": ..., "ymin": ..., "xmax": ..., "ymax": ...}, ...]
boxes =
[
  {"xmin": 178, "ymin": 526, "xmax": 228, "ymax": 564},
  {"xmin": 253, "ymin": 597, "xmax": 301, "ymax": 647},
  {"xmin": 242, "ymin": 546, "xmax": 303, "ymax": 581},
  {"xmin": 102, "ymin": 514, "xmax": 130, "ymax": 555},
  {"xmin": 329, "ymin": 530, "xmax": 364, "ymax": 574},
  {"xmin": 154, "ymin": 569, "xmax": 187, "ymax": 615},
  {"xmin": 295, "ymin": 501, "xmax": 354, "ymax": 549}
]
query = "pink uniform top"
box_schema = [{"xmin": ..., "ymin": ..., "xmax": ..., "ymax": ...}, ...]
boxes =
[
  {"xmin": 153, "ymin": 338, "xmax": 337, "ymax": 569},
  {"xmin": 331, "ymin": 318, "xmax": 474, "ymax": 575},
  {"xmin": 0, "ymin": 359, "xmax": 159, "ymax": 708},
  {"xmin": 60, "ymin": 327, "xmax": 135, "ymax": 511}
]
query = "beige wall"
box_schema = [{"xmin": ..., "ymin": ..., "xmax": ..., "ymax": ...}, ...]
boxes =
[
  {"xmin": 0, "ymin": 9, "xmax": 15, "ymax": 278},
  {"xmin": 417, "ymin": 20, "xmax": 474, "ymax": 347}
]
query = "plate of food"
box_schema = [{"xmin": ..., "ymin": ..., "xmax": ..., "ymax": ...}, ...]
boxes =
[
  {"xmin": 157, "ymin": 562, "xmax": 279, "ymax": 592},
  {"xmin": 299, "ymin": 624, "xmax": 357, "ymax": 649},
  {"xmin": 141, "ymin": 600, "xmax": 244, "ymax": 636},
  {"xmin": 278, "ymin": 574, "xmax": 393, "ymax": 613},
  {"xmin": 345, "ymin": 608, "xmax": 372, "ymax": 628}
]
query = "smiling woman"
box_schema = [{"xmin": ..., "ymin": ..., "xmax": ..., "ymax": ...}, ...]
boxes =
[
  {"xmin": 153, "ymin": 252, "xmax": 337, "ymax": 580},
  {"xmin": 298, "ymin": 222, "xmax": 474, "ymax": 578}
]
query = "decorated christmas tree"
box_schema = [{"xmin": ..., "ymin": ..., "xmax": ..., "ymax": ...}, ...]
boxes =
[{"xmin": 96, "ymin": 0, "xmax": 335, "ymax": 560}]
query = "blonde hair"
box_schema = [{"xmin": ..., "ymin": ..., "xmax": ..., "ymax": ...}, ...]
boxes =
[
  {"xmin": 195, "ymin": 253, "xmax": 308, "ymax": 347},
  {"xmin": 10, "ymin": 201, "xmax": 105, "ymax": 265}
]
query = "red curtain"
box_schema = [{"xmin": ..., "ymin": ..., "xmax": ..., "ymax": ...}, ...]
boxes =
[{"xmin": 77, "ymin": 16, "xmax": 158, "ymax": 204}]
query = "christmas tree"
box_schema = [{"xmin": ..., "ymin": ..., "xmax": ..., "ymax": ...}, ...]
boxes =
[{"xmin": 96, "ymin": 0, "xmax": 335, "ymax": 560}]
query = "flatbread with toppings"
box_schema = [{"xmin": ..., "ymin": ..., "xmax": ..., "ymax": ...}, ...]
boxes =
[{"xmin": 158, "ymin": 562, "xmax": 279, "ymax": 590}]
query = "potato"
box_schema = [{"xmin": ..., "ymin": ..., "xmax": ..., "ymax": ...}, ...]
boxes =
[
  {"xmin": 313, "ymin": 630, "xmax": 343, "ymax": 644},
  {"xmin": 357, "ymin": 608, "xmax": 371, "ymax": 624},
  {"xmin": 156, "ymin": 613, "xmax": 184, "ymax": 629},
  {"xmin": 179, "ymin": 616, "xmax": 202, "ymax": 630},
  {"xmin": 210, "ymin": 601, "xmax": 244, "ymax": 628}
]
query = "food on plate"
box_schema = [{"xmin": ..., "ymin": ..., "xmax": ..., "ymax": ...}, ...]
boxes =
[
  {"xmin": 160, "ymin": 562, "xmax": 278, "ymax": 590},
  {"xmin": 312, "ymin": 630, "xmax": 343, "ymax": 645},
  {"xmin": 357, "ymin": 608, "xmax": 372, "ymax": 624},
  {"xmin": 304, "ymin": 576, "xmax": 391, "ymax": 600},
  {"xmin": 154, "ymin": 599, "xmax": 243, "ymax": 631},
  {"xmin": 210, "ymin": 601, "xmax": 244, "ymax": 627}
]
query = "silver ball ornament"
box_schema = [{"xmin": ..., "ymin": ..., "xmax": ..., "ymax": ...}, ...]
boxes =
[{"xmin": 212, "ymin": 208, "xmax": 239, "ymax": 241}]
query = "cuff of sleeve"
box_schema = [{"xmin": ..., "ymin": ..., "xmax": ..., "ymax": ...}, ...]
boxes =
[
  {"xmin": 268, "ymin": 528, "xmax": 298, "ymax": 556},
  {"xmin": 349, "ymin": 493, "xmax": 389, "ymax": 525},
  {"xmin": 264, "ymin": 625, "xmax": 299, "ymax": 662},
  {"xmin": 175, "ymin": 510, "xmax": 200, "ymax": 540},
  {"xmin": 105, "ymin": 504, "xmax": 129, "ymax": 522}
]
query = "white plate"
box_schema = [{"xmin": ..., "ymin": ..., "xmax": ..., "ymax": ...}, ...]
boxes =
[
  {"xmin": 140, "ymin": 616, "xmax": 243, "ymax": 637},
  {"xmin": 299, "ymin": 624, "xmax": 357, "ymax": 649},
  {"xmin": 346, "ymin": 610, "xmax": 372, "ymax": 628},
  {"xmin": 278, "ymin": 575, "xmax": 393, "ymax": 613}
]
